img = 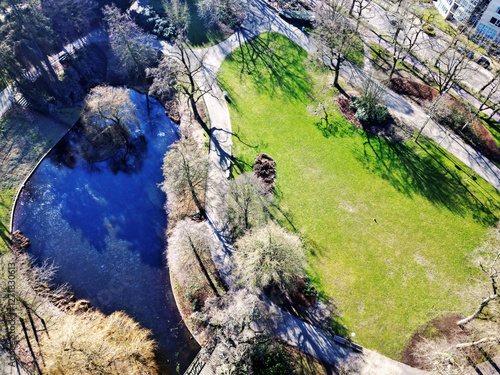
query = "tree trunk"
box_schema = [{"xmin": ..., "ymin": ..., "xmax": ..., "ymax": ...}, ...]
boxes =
[
  {"xmin": 480, "ymin": 74, "xmax": 498, "ymax": 93},
  {"xmin": 187, "ymin": 176, "xmax": 206, "ymax": 220},
  {"xmin": 457, "ymin": 294, "xmax": 498, "ymax": 326},
  {"xmin": 187, "ymin": 235, "xmax": 221, "ymax": 297},
  {"xmin": 333, "ymin": 57, "xmax": 341, "ymax": 87},
  {"xmin": 19, "ymin": 317, "xmax": 42, "ymax": 375},
  {"xmin": 189, "ymin": 95, "xmax": 210, "ymax": 136},
  {"xmin": 349, "ymin": 0, "xmax": 356, "ymax": 16},
  {"xmin": 389, "ymin": 57, "xmax": 398, "ymax": 80}
]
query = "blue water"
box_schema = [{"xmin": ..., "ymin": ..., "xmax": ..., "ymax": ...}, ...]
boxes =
[{"xmin": 13, "ymin": 90, "xmax": 199, "ymax": 373}]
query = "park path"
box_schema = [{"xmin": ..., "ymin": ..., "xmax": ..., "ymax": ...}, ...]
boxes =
[{"xmin": 186, "ymin": 0, "xmax": 427, "ymax": 373}]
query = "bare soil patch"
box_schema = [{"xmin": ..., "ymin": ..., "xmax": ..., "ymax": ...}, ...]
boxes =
[
  {"xmin": 401, "ymin": 314, "xmax": 467, "ymax": 369},
  {"xmin": 389, "ymin": 77, "xmax": 440, "ymax": 105}
]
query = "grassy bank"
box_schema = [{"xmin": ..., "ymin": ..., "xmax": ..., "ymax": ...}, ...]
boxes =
[
  {"xmin": 218, "ymin": 32, "xmax": 500, "ymax": 359},
  {"xmin": 0, "ymin": 107, "xmax": 78, "ymax": 254}
]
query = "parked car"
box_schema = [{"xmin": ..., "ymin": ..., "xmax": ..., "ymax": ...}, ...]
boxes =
[
  {"xmin": 422, "ymin": 24, "xmax": 436, "ymax": 36},
  {"xmin": 477, "ymin": 56, "xmax": 491, "ymax": 68},
  {"xmin": 457, "ymin": 46, "xmax": 475, "ymax": 60}
]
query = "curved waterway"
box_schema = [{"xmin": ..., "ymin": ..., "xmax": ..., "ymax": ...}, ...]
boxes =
[{"xmin": 13, "ymin": 90, "xmax": 199, "ymax": 373}]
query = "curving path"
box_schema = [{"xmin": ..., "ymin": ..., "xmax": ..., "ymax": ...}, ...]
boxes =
[{"xmin": 185, "ymin": 0, "xmax": 427, "ymax": 373}]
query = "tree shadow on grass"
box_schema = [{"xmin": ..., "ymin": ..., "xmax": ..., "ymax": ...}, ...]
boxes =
[
  {"xmin": 228, "ymin": 31, "xmax": 313, "ymax": 102},
  {"xmin": 358, "ymin": 133, "xmax": 500, "ymax": 226},
  {"xmin": 0, "ymin": 218, "xmax": 10, "ymax": 248}
]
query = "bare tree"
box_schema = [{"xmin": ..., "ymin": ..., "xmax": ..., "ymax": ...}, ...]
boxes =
[
  {"xmin": 82, "ymin": 86, "xmax": 139, "ymax": 132},
  {"xmin": 348, "ymin": 0, "xmax": 372, "ymax": 32},
  {"xmin": 167, "ymin": 219, "xmax": 222, "ymax": 298},
  {"xmin": 427, "ymin": 28, "xmax": 479, "ymax": 94},
  {"xmin": 40, "ymin": 310, "xmax": 158, "ymax": 374},
  {"xmin": 234, "ymin": 221, "xmax": 306, "ymax": 293},
  {"xmin": 414, "ymin": 336, "xmax": 470, "ymax": 374},
  {"xmin": 313, "ymin": 0, "xmax": 359, "ymax": 87},
  {"xmin": 461, "ymin": 77, "xmax": 500, "ymax": 131},
  {"xmin": 228, "ymin": 173, "xmax": 272, "ymax": 240},
  {"xmin": 413, "ymin": 229, "xmax": 500, "ymax": 373},
  {"xmin": 0, "ymin": 250, "xmax": 64, "ymax": 373},
  {"xmin": 103, "ymin": 4, "xmax": 157, "ymax": 81},
  {"xmin": 81, "ymin": 86, "xmax": 140, "ymax": 161},
  {"xmin": 386, "ymin": 2, "xmax": 425, "ymax": 80},
  {"xmin": 161, "ymin": 136, "xmax": 209, "ymax": 220},
  {"xmin": 146, "ymin": 55, "xmax": 177, "ymax": 104},
  {"xmin": 159, "ymin": 39, "xmax": 213, "ymax": 134},
  {"xmin": 197, "ymin": 0, "xmax": 246, "ymax": 32}
]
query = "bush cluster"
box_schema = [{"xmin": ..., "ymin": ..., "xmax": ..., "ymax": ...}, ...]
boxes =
[
  {"xmin": 350, "ymin": 95, "xmax": 389, "ymax": 126},
  {"xmin": 133, "ymin": 6, "xmax": 177, "ymax": 41}
]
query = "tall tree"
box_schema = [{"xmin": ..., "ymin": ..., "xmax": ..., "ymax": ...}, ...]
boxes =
[
  {"xmin": 103, "ymin": 4, "xmax": 157, "ymax": 81},
  {"xmin": 427, "ymin": 28, "xmax": 479, "ymax": 94},
  {"xmin": 157, "ymin": 40, "xmax": 213, "ymax": 134},
  {"xmin": 313, "ymin": 0, "xmax": 359, "ymax": 87},
  {"xmin": 197, "ymin": 0, "xmax": 246, "ymax": 32},
  {"xmin": 163, "ymin": 0, "xmax": 190, "ymax": 39},
  {"xmin": 161, "ymin": 136, "xmax": 209, "ymax": 220},
  {"xmin": 228, "ymin": 173, "xmax": 271, "ymax": 240},
  {"xmin": 167, "ymin": 219, "xmax": 222, "ymax": 298},
  {"xmin": 2, "ymin": 0, "xmax": 58, "ymax": 88},
  {"xmin": 81, "ymin": 86, "xmax": 140, "ymax": 161}
]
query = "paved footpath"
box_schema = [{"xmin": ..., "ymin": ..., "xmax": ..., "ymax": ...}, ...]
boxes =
[{"xmin": 188, "ymin": 0, "xmax": 427, "ymax": 373}]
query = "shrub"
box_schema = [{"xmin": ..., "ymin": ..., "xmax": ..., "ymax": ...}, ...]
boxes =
[
  {"xmin": 350, "ymin": 75, "xmax": 390, "ymax": 126},
  {"xmin": 278, "ymin": 10, "xmax": 315, "ymax": 27},
  {"xmin": 132, "ymin": 6, "xmax": 177, "ymax": 41}
]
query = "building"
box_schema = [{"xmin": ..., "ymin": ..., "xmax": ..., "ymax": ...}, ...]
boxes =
[
  {"xmin": 475, "ymin": 2, "xmax": 500, "ymax": 41},
  {"xmin": 434, "ymin": 0, "xmax": 500, "ymax": 42}
]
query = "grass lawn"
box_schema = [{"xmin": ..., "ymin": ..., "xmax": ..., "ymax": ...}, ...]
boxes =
[
  {"xmin": 0, "ymin": 107, "xmax": 78, "ymax": 254},
  {"xmin": 218, "ymin": 32, "xmax": 500, "ymax": 359}
]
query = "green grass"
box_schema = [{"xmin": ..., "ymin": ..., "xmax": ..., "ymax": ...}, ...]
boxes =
[
  {"xmin": 218, "ymin": 32, "xmax": 500, "ymax": 359},
  {"xmin": 346, "ymin": 36, "xmax": 364, "ymax": 69},
  {"xmin": 479, "ymin": 112, "xmax": 500, "ymax": 146}
]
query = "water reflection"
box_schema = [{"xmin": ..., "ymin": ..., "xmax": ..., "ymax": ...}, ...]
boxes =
[{"xmin": 13, "ymin": 90, "xmax": 199, "ymax": 374}]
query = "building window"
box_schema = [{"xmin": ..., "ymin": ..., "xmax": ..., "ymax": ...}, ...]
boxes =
[
  {"xmin": 496, "ymin": 6, "xmax": 500, "ymax": 15},
  {"xmin": 478, "ymin": 23, "xmax": 498, "ymax": 39},
  {"xmin": 491, "ymin": 17, "xmax": 500, "ymax": 27}
]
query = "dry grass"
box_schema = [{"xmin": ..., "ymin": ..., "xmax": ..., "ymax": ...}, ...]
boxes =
[{"xmin": 40, "ymin": 310, "xmax": 158, "ymax": 375}]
